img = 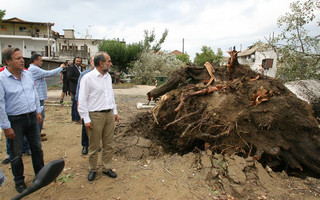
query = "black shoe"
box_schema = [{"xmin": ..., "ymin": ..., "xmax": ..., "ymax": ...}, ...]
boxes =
[
  {"xmin": 60, "ymin": 99, "xmax": 63, "ymax": 104},
  {"xmin": 102, "ymin": 169, "xmax": 117, "ymax": 178},
  {"xmin": 98, "ymin": 146, "xmax": 101, "ymax": 152},
  {"xmin": 2, "ymin": 157, "xmax": 10, "ymax": 164},
  {"xmin": 15, "ymin": 182, "xmax": 27, "ymax": 193},
  {"xmin": 87, "ymin": 171, "xmax": 96, "ymax": 181},
  {"xmin": 82, "ymin": 146, "xmax": 88, "ymax": 155}
]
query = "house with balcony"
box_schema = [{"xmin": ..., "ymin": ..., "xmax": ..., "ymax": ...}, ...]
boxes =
[
  {"xmin": 54, "ymin": 29, "xmax": 102, "ymax": 61},
  {"xmin": 0, "ymin": 17, "xmax": 55, "ymax": 63}
]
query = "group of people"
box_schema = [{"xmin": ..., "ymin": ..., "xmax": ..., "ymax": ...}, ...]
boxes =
[{"xmin": 0, "ymin": 47, "xmax": 119, "ymax": 193}]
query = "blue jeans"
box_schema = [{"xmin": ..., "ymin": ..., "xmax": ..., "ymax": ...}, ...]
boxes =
[
  {"xmin": 71, "ymin": 97, "xmax": 80, "ymax": 121},
  {"xmin": 8, "ymin": 112, "xmax": 44, "ymax": 185},
  {"xmin": 82, "ymin": 120, "xmax": 89, "ymax": 147},
  {"xmin": 38, "ymin": 100, "xmax": 45, "ymax": 132},
  {"xmin": 6, "ymin": 136, "xmax": 30, "ymax": 155}
]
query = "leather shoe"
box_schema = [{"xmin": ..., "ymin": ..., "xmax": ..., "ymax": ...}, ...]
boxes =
[
  {"xmin": 15, "ymin": 182, "xmax": 27, "ymax": 193},
  {"xmin": 41, "ymin": 136, "xmax": 47, "ymax": 141},
  {"xmin": 41, "ymin": 133, "xmax": 46, "ymax": 137},
  {"xmin": 102, "ymin": 169, "xmax": 117, "ymax": 178},
  {"xmin": 2, "ymin": 157, "xmax": 10, "ymax": 164},
  {"xmin": 82, "ymin": 146, "xmax": 88, "ymax": 155},
  {"xmin": 87, "ymin": 171, "xmax": 96, "ymax": 181}
]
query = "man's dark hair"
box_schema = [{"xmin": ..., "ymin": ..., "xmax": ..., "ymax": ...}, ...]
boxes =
[
  {"xmin": 73, "ymin": 56, "xmax": 82, "ymax": 64},
  {"xmin": 94, "ymin": 53, "xmax": 106, "ymax": 67},
  {"xmin": 2, "ymin": 47, "xmax": 20, "ymax": 65},
  {"xmin": 30, "ymin": 54, "xmax": 42, "ymax": 63}
]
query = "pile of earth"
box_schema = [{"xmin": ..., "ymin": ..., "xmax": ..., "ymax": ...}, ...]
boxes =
[{"xmin": 126, "ymin": 58, "xmax": 320, "ymax": 176}]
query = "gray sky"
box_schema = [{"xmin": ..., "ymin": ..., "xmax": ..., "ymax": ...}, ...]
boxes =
[{"xmin": 1, "ymin": 0, "xmax": 315, "ymax": 59}]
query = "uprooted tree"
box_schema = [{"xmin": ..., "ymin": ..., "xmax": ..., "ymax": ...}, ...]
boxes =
[{"xmin": 130, "ymin": 49, "xmax": 320, "ymax": 175}]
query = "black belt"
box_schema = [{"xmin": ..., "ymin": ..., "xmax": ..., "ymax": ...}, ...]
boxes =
[
  {"xmin": 95, "ymin": 109, "xmax": 111, "ymax": 113},
  {"xmin": 9, "ymin": 111, "xmax": 36, "ymax": 117}
]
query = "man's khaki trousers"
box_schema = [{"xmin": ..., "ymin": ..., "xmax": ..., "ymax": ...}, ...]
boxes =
[{"xmin": 87, "ymin": 111, "xmax": 115, "ymax": 171}]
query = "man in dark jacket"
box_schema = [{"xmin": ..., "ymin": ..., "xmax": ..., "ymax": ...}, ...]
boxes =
[{"xmin": 67, "ymin": 57, "xmax": 83, "ymax": 122}]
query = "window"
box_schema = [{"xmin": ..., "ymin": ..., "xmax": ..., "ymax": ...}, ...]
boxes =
[
  {"xmin": 262, "ymin": 59, "xmax": 273, "ymax": 69},
  {"xmin": 62, "ymin": 45, "xmax": 68, "ymax": 50},
  {"xmin": 35, "ymin": 29, "xmax": 40, "ymax": 37},
  {"xmin": 69, "ymin": 46, "xmax": 77, "ymax": 50},
  {"xmin": 19, "ymin": 26, "xmax": 27, "ymax": 32},
  {"xmin": 1, "ymin": 25, "xmax": 6, "ymax": 31}
]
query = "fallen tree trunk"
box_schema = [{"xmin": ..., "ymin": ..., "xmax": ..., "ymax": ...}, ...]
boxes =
[
  {"xmin": 147, "ymin": 65, "xmax": 211, "ymax": 101},
  {"xmin": 285, "ymin": 80, "xmax": 320, "ymax": 118}
]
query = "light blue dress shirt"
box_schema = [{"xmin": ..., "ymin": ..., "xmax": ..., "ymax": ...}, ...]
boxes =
[
  {"xmin": 0, "ymin": 68, "xmax": 42, "ymax": 130},
  {"xmin": 28, "ymin": 64, "xmax": 63, "ymax": 100}
]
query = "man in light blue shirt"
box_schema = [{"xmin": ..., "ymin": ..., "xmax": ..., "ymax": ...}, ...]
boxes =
[
  {"xmin": 0, "ymin": 47, "xmax": 44, "ymax": 193},
  {"xmin": 28, "ymin": 54, "xmax": 66, "ymax": 141}
]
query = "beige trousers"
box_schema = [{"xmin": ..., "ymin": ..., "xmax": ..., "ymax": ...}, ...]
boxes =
[{"xmin": 87, "ymin": 111, "xmax": 115, "ymax": 171}]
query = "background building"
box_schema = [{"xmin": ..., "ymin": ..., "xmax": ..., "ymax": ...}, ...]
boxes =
[
  {"xmin": 0, "ymin": 17, "xmax": 55, "ymax": 63},
  {"xmin": 238, "ymin": 44, "xmax": 278, "ymax": 78}
]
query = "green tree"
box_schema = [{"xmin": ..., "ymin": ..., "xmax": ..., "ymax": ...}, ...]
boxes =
[
  {"xmin": 126, "ymin": 42, "xmax": 143, "ymax": 64},
  {"xmin": 275, "ymin": 0, "xmax": 320, "ymax": 81},
  {"xmin": 130, "ymin": 51, "xmax": 184, "ymax": 85},
  {"xmin": 98, "ymin": 40, "xmax": 142, "ymax": 73},
  {"xmin": 194, "ymin": 46, "xmax": 223, "ymax": 66},
  {"xmin": 142, "ymin": 29, "xmax": 169, "ymax": 53},
  {"xmin": 99, "ymin": 40, "xmax": 127, "ymax": 71},
  {"xmin": 176, "ymin": 53, "xmax": 190, "ymax": 64},
  {"xmin": 0, "ymin": 10, "xmax": 5, "ymax": 23}
]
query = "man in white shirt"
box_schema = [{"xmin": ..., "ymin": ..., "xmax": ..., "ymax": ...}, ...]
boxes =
[{"xmin": 78, "ymin": 52, "xmax": 119, "ymax": 182}]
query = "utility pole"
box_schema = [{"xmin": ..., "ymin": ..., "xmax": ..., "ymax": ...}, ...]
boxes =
[
  {"xmin": 47, "ymin": 23, "xmax": 50, "ymax": 58},
  {"xmin": 182, "ymin": 38, "xmax": 184, "ymax": 54}
]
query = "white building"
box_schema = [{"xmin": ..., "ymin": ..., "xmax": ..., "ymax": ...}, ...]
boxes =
[
  {"xmin": 0, "ymin": 17, "xmax": 55, "ymax": 63},
  {"xmin": 53, "ymin": 29, "xmax": 102, "ymax": 61},
  {"xmin": 238, "ymin": 45, "xmax": 278, "ymax": 78}
]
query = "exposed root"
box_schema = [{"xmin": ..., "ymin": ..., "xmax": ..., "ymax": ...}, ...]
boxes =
[{"xmin": 164, "ymin": 106, "xmax": 205, "ymax": 130}]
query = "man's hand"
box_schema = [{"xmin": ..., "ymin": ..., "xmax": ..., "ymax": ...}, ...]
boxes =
[
  {"xmin": 36, "ymin": 113, "xmax": 42, "ymax": 124},
  {"xmin": 114, "ymin": 114, "xmax": 119, "ymax": 122},
  {"xmin": 4, "ymin": 128, "xmax": 15, "ymax": 139},
  {"xmin": 59, "ymin": 80, "xmax": 62, "ymax": 84},
  {"xmin": 85, "ymin": 122, "xmax": 93, "ymax": 129},
  {"xmin": 60, "ymin": 63, "xmax": 66, "ymax": 69}
]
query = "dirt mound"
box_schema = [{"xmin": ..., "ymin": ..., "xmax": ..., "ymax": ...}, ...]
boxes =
[{"xmin": 127, "ymin": 61, "xmax": 320, "ymax": 176}]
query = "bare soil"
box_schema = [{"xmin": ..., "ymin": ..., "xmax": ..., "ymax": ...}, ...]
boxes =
[{"xmin": 0, "ymin": 85, "xmax": 319, "ymax": 200}]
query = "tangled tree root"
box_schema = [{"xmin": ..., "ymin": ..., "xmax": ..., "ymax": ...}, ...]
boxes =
[{"xmin": 130, "ymin": 53, "xmax": 320, "ymax": 175}]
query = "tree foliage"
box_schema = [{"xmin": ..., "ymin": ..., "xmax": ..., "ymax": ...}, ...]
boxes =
[
  {"xmin": 98, "ymin": 40, "xmax": 142, "ymax": 73},
  {"xmin": 142, "ymin": 29, "xmax": 169, "ymax": 53},
  {"xmin": 130, "ymin": 51, "xmax": 184, "ymax": 85},
  {"xmin": 176, "ymin": 53, "xmax": 191, "ymax": 64},
  {"xmin": 275, "ymin": 0, "xmax": 320, "ymax": 81},
  {"xmin": 194, "ymin": 46, "xmax": 223, "ymax": 66},
  {"xmin": 0, "ymin": 10, "xmax": 5, "ymax": 23}
]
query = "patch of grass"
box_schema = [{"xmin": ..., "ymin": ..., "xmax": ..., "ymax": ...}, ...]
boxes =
[{"xmin": 57, "ymin": 174, "xmax": 73, "ymax": 183}]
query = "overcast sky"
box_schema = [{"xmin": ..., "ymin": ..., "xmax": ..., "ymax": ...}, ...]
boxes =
[{"xmin": 1, "ymin": 0, "xmax": 312, "ymax": 59}]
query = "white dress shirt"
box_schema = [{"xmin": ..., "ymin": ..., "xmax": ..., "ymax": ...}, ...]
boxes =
[{"xmin": 78, "ymin": 68, "xmax": 117, "ymax": 123}]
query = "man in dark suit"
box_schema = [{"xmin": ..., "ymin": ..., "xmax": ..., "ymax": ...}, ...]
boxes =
[{"xmin": 67, "ymin": 57, "xmax": 83, "ymax": 123}]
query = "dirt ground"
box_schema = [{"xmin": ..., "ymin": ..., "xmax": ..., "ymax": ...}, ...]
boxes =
[{"xmin": 0, "ymin": 85, "xmax": 320, "ymax": 200}]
